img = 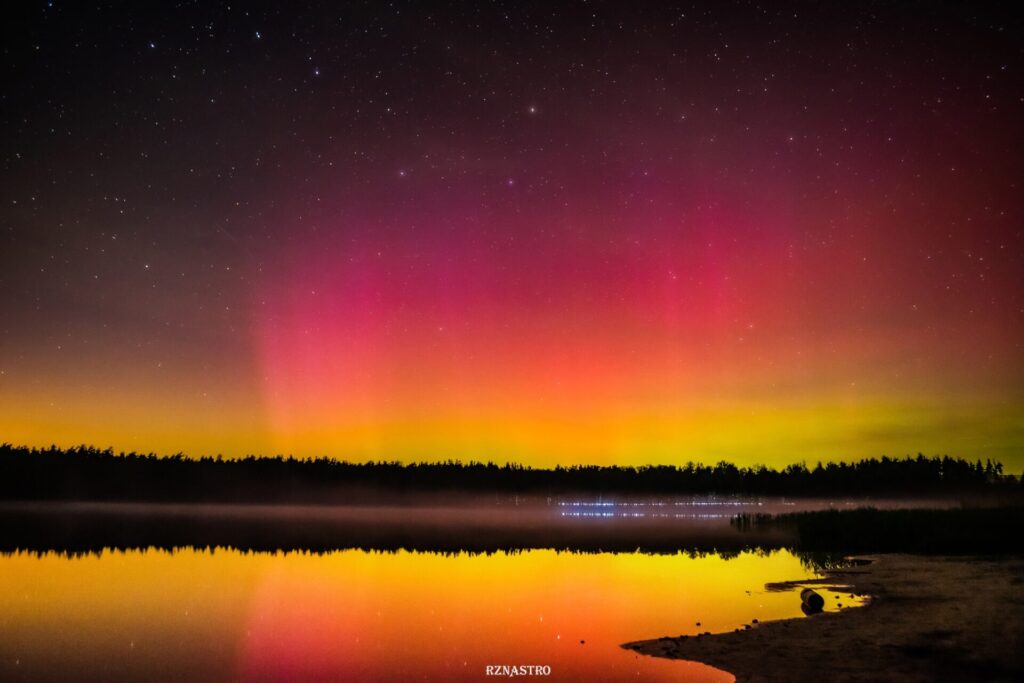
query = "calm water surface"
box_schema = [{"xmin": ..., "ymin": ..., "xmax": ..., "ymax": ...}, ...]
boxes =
[{"xmin": 0, "ymin": 546, "xmax": 854, "ymax": 682}]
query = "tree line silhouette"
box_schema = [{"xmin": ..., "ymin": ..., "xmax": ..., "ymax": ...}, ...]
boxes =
[{"xmin": 1, "ymin": 443, "xmax": 1019, "ymax": 503}]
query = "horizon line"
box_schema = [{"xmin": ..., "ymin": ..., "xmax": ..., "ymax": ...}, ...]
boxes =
[{"xmin": 2, "ymin": 441, "xmax": 1012, "ymax": 473}]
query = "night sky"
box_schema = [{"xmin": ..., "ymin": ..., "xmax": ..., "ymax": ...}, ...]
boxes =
[{"xmin": 2, "ymin": 2, "xmax": 1022, "ymax": 467}]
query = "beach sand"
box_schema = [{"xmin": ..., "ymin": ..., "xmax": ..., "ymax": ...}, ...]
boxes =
[{"xmin": 623, "ymin": 554, "xmax": 1024, "ymax": 682}]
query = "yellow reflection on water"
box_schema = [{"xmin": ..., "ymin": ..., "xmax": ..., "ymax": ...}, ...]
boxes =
[{"xmin": 0, "ymin": 548, "xmax": 838, "ymax": 682}]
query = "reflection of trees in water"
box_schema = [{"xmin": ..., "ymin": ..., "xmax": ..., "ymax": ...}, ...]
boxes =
[
  {"xmin": 0, "ymin": 545, "xmax": 786, "ymax": 561},
  {"xmin": 3, "ymin": 504, "xmax": 1020, "ymax": 560},
  {"xmin": 0, "ymin": 502, "xmax": 793, "ymax": 557}
]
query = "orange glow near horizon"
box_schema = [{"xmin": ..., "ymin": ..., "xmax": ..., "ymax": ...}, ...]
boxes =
[{"xmin": 2, "ymin": 193, "xmax": 1021, "ymax": 469}]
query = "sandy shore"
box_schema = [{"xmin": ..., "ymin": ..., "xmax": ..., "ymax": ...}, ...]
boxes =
[{"xmin": 623, "ymin": 554, "xmax": 1024, "ymax": 682}]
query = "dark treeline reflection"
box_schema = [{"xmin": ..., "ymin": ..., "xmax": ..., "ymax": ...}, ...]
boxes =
[
  {"xmin": 0, "ymin": 542, "xmax": 787, "ymax": 564},
  {"xmin": 2, "ymin": 444, "xmax": 1019, "ymax": 503},
  {"xmin": 0, "ymin": 502, "xmax": 794, "ymax": 556},
  {"xmin": 1, "ymin": 545, "xmax": 851, "ymax": 576},
  {"xmin": 4, "ymin": 501, "xmax": 1020, "ymax": 561}
]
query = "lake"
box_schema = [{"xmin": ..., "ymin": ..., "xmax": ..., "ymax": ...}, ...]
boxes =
[{"xmin": 0, "ymin": 528, "xmax": 858, "ymax": 681}]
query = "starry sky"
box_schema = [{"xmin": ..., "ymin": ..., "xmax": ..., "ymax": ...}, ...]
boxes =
[{"xmin": 1, "ymin": 1, "xmax": 1022, "ymax": 468}]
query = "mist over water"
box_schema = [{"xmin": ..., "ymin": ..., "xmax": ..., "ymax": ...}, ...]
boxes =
[{"xmin": 0, "ymin": 496, "xmax": 953, "ymax": 556}]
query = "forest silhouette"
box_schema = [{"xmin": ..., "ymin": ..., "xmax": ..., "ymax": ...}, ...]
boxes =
[{"xmin": 1, "ymin": 443, "xmax": 1018, "ymax": 504}]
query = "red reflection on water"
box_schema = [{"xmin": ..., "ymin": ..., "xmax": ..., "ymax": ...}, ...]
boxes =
[{"xmin": 0, "ymin": 547, "xmax": 844, "ymax": 682}]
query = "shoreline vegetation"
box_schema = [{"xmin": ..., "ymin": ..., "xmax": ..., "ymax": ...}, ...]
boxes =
[
  {"xmin": 733, "ymin": 506, "xmax": 1024, "ymax": 555},
  {"xmin": 623, "ymin": 554, "xmax": 1024, "ymax": 682},
  {"xmin": 3, "ymin": 442, "xmax": 1021, "ymax": 565},
  {"xmin": 2, "ymin": 443, "xmax": 1021, "ymax": 504}
]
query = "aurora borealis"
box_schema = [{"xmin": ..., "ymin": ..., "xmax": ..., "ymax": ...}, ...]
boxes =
[{"xmin": 1, "ymin": 2, "xmax": 1022, "ymax": 468}]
